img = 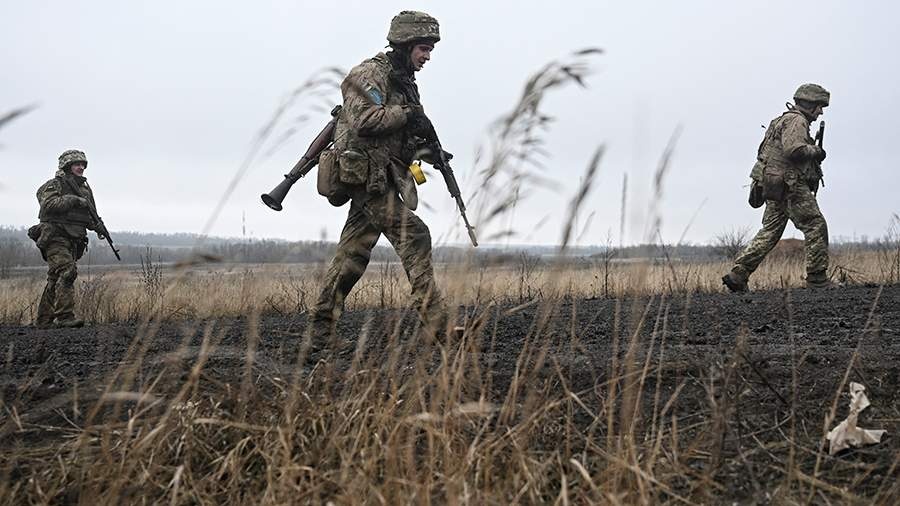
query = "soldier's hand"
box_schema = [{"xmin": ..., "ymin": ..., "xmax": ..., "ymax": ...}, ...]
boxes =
[
  {"xmin": 405, "ymin": 104, "xmax": 426, "ymax": 122},
  {"xmin": 813, "ymin": 146, "xmax": 827, "ymax": 162},
  {"xmin": 62, "ymin": 195, "xmax": 89, "ymax": 208}
]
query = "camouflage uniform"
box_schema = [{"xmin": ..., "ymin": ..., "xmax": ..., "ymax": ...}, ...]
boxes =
[
  {"xmin": 32, "ymin": 150, "xmax": 99, "ymax": 327},
  {"xmin": 726, "ymin": 84, "xmax": 831, "ymax": 290},
  {"xmin": 310, "ymin": 12, "xmax": 447, "ymax": 336}
]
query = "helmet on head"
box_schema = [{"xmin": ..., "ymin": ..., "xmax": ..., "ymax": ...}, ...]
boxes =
[
  {"xmin": 387, "ymin": 10, "xmax": 440, "ymax": 45},
  {"xmin": 58, "ymin": 149, "xmax": 88, "ymax": 170},
  {"xmin": 793, "ymin": 83, "xmax": 830, "ymax": 106}
]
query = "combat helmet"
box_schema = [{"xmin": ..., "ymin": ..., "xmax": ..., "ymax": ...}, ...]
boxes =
[
  {"xmin": 793, "ymin": 83, "xmax": 830, "ymax": 106},
  {"xmin": 58, "ymin": 149, "xmax": 88, "ymax": 170},
  {"xmin": 387, "ymin": 11, "xmax": 440, "ymax": 45}
]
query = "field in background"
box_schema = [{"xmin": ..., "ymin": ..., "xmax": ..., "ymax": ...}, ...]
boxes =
[{"xmin": 1, "ymin": 247, "xmax": 897, "ymax": 325}]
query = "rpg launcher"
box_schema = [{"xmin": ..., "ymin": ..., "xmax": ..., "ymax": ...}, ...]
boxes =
[{"xmin": 261, "ymin": 105, "xmax": 342, "ymax": 211}]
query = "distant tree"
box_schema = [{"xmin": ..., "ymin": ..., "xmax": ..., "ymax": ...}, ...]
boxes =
[{"xmin": 713, "ymin": 227, "xmax": 751, "ymax": 261}]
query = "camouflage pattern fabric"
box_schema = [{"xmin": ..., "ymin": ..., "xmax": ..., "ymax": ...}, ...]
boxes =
[
  {"xmin": 753, "ymin": 109, "xmax": 820, "ymax": 185},
  {"xmin": 58, "ymin": 149, "xmax": 88, "ymax": 170},
  {"xmin": 387, "ymin": 11, "xmax": 440, "ymax": 44},
  {"xmin": 34, "ymin": 168, "xmax": 98, "ymax": 325},
  {"xmin": 732, "ymin": 184, "xmax": 829, "ymax": 278},
  {"xmin": 310, "ymin": 50, "xmax": 447, "ymax": 337},
  {"xmin": 794, "ymin": 83, "xmax": 830, "ymax": 106},
  {"xmin": 37, "ymin": 169, "xmax": 97, "ymax": 237},
  {"xmin": 35, "ymin": 232, "xmax": 81, "ymax": 324},
  {"xmin": 332, "ymin": 52, "xmax": 418, "ymax": 202},
  {"xmin": 311, "ymin": 191, "xmax": 445, "ymax": 334}
]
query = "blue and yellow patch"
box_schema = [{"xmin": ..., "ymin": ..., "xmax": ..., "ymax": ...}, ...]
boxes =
[{"xmin": 366, "ymin": 86, "xmax": 384, "ymax": 105}]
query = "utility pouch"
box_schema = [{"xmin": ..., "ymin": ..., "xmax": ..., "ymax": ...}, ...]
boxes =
[
  {"xmin": 316, "ymin": 149, "xmax": 349, "ymax": 207},
  {"xmin": 762, "ymin": 173, "xmax": 786, "ymax": 202},
  {"xmin": 338, "ymin": 149, "xmax": 369, "ymax": 185},
  {"xmin": 748, "ymin": 180, "xmax": 765, "ymax": 208},
  {"xmin": 761, "ymin": 166, "xmax": 786, "ymax": 202},
  {"xmin": 74, "ymin": 237, "xmax": 88, "ymax": 260},
  {"xmin": 366, "ymin": 148, "xmax": 390, "ymax": 195},
  {"xmin": 28, "ymin": 224, "xmax": 50, "ymax": 260},
  {"xmin": 27, "ymin": 224, "xmax": 42, "ymax": 243}
]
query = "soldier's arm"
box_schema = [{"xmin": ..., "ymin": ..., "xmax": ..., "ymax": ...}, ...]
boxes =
[
  {"xmin": 37, "ymin": 180, "xmax": 76, "ymax": 213},
  {"xmin": 343, "ymin": 68, "xmax": 408, "ymax": 137},
  {"xmin": 782, "ymin": 116, "xmax": 819, "ymax": 161}
]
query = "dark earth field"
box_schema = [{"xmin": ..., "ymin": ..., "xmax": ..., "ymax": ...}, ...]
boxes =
[{"xmin": 2, "ymin": 284, "xmax": 899, "ymax": 503}]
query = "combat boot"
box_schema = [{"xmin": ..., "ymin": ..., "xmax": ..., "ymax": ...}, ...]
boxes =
[
  {"xmin": 806, "ymin": 271, "xmax": 835, "ymax": 289},
  {"xmin": 33, "ymin": 318, "xmax": 55, "ymax": 329},
  {"xmin": 55, "ymin": 317, "xmax": 85, "ymax": 328},
  {"xmin": 722, "ymin": 269, "xmax": 749, "ymax": 293}
]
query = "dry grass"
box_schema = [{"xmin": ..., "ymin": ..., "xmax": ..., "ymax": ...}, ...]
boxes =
[
  {"xmin": 3, "ymin": 52, "xmax": 899, "ymax": 505},
  {"xmin": 0, "ymin": 249, "xmax": 892, "ymax": 325}
]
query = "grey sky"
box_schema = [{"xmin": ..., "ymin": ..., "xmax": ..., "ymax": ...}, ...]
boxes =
[{"xmin": 2, "ymin": 1, "xmax": 898, "ymax": 247}]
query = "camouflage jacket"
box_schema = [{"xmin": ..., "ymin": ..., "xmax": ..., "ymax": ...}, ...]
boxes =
[
  {"xmin": 37, "ymin": 170, "xmax": 98, "ymax": 238},
  {"xmin": 333, "ymin": 52, "xmax": 420, "ymax": 206},
  {"xmin": 750, "ymin": 108, "xmax": 820, "ymax": 184}
]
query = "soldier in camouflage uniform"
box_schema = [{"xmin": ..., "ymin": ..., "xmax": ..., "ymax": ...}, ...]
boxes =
[
  {"xmin": 723, "ymin": 84, "xmax": 832, "ymax": 292},
  {"xmin": 30, "ymin": 150, "xmax": 104, "ymax": 328},
  {"xmin": 310, "ymin": 11, "xmax": 450, "ymax": 341}
]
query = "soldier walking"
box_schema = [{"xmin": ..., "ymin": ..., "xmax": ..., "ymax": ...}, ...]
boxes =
[
  {"xmin": 30, "ymin": 150, "xmax": 106, "ymax": 328},
  {"xmin": 723, "ymin": 84, "xmax": 833, "ymax": 292},
  {"xmin": 309, "ymin": 11, "xmax": 452, "ymax": 342}
]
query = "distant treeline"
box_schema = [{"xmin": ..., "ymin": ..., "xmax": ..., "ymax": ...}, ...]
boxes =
[{"xmin": 0, "ymin": 225, "xmax": 895, "ymax": 274}]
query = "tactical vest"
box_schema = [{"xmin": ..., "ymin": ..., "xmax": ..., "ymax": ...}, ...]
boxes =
[
  {"xmin": 755, "ymin": 109, "xmax": 811, "ymax": 180},
  {"xmin": 38, "ymin": 176, "xmax": 95, "ymax": 227}
]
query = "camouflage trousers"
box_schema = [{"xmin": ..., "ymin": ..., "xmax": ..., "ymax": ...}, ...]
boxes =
[
  {"xmin": 311, "ymin": 191, "xmax": 446, "ymax": 336},
  {"xmin": 733, "ymin": 184, "xmax": 829, "ymax": 279},
  {"xmin": 36, "ymin": 235, "xmax": 81, "ymax": 324}
]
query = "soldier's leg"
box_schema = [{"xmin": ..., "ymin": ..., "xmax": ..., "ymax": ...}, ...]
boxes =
[
  {"xmin": 51, "ymin": 240, "xmax": 79, "ymax": 322},
  {"xmin": 786, "ymin": 186, "xmax": 829, "ymax": 277},
  {"xmin": 36, "ymin": 259, "xmax": 60, "ymax": 327},
  {"xmin": 311, "ymin": 204, "xmax": 381, "ymax": 333},
  {"xmin": 732, "ymin": 201, "xmax": 789, "ymax": 280},
  {"xmin": 377, "ymin": 193, "xmax": 447, "ymax": 334}
]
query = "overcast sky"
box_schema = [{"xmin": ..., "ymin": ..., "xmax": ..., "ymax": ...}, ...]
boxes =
[{"xmin": 3, "ymin": 1, "xmax": 898, "ymax": 247}]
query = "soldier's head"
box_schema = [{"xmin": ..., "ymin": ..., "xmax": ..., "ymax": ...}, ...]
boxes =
[
  {"xmin": 793, "ymin": 83, "xmax": 830, "ymax": 121},
  {"xmin": 387, "ymin": 11, "xmax": 440, "ymax": 72},
  {"xmin": 58, "ymin": 149, "xmax": 88, "ymax": 176}
]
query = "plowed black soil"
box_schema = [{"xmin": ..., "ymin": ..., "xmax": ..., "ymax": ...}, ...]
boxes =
[{"xmin": 2, "ymin": 284, "xmax": 899, "ymax": 502}]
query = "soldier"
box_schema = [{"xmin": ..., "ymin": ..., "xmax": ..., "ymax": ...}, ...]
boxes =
[
  {"xmin": 723, "ymin": 84, "xmax": 832, "ymax": 292},
  {"xmin": 309, "ymin": 11, "xmax": 451, "ymax": 342},
  {"xmin": 30, "ymin": 149, "xmax": 105, "ymax": 328}
]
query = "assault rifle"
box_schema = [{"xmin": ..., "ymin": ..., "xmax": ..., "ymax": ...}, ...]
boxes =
[
  {"xmin": 418, "ymin": 119, "xmax": 478, "ymax": 247},
  {"xmin": 60, "ymin": 177, "xmax": 121, "ymax": 261},
  {"xmin": 261, "ymin": 105, "xmax": 342, "ymax": 211},
  {"xmin": 811, "ymin": 120, "xmax": 825, "ymax": 195}
]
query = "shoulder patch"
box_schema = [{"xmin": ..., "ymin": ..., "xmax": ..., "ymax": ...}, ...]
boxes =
[{"xmin": 366, "ymin": 86, "xmax": 384, "ymax": 105}]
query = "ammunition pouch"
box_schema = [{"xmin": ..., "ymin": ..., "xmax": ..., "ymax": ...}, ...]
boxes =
[
  {"xmin": 316, "ymin": 148, "xmax": 350, "ymax": 207},
  {"xmin": 338, "ymin": 149, "xmax": 369, "ymax": 185}
]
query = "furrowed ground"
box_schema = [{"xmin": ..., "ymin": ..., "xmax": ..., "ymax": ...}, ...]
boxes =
[{"xmin": 1, "ymin": 283, "xmax": 898, "ymax": 504}]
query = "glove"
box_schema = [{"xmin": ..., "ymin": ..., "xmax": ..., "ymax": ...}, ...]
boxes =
[
  {"xmin": 405, "ymin": 104, "xmax": 425, "ymax": 123},
  {"xmin": 812, "ymin": 145, "xmax": 827, "ymax": 162},
  {"xmin": 405, "ymin": 105, "xmax": 433, "ymax": 138}
]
